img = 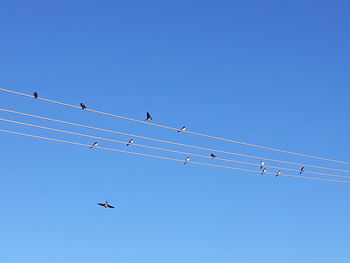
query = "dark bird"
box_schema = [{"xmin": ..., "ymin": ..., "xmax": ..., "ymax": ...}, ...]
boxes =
[
  {"xmin": 276, "ymin": 170, "xmax": 282, "ymax": 177},
  {"xmin": 97, "ymin": 201, "xmax": 115, "ymax": 209},
  {"xmin": 184, "ymin": 157, "xmax": 190, "ymax": 165},
  {"xmin": 178, "ymin": 126, "xmax": 186, "ymax": 133},
  {"xmin": 90, "ymin": 142, "xmax": 98, "ymax": 149},
  {"xmin": 300, "ymin": 167, "xmax": 305, "ymax": 175},
  {"xmin": 126, "ymin": 139, "xmax": 134, "ymax": 146},
  {"xmin": 33, "ymin": 92, "xmax": 38, "ymax": 99},
  {"xmin": 146, "ymin": 112, "xmax": 153, "ymax": 121},
  {"xmin": 260, "ymin": 161, "xmax": 265, "ymax": 169},
  {"xmin": 261, "ymin": 168, "xmax": 267, "ymax": 175},
  {"xmin": 80, "ymin": 103, "xmax": 87, "ymax": 110},
  {"xmin": 210, "ymin": 153, "xmax": 217, "ymax": 159}
]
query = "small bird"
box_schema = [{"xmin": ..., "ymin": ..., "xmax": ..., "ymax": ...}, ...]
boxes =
[
  {"xmin": 97, "ymin": 201, "xmax": 115, "ymax": 209},
  {"xmin": 177, "ymin": 126, "xmax": 186, "ymax": 133},
  {"xmin": 260, "ymin": 161, "xmax": 265, "ymax": 169},
  {"xmin": 300, "ymin": 167, "xmax": 305, "ymax": 175},
  {"xmin": 126, "ymin": 139, "xmax": 134, "ymax": 146},
  {"xmin": 80, "ymin": 103, "xmax": 87, "ymax": 110},
  {"xmin": 261, "ymin": 168, "xmax": 267, "ymax": 175},
  {"xmin": 184, "ymin": 157, "xmax": 190, "ymax": 165},
  {"xmin": 90, "ymin": 142, "xmax": 98, "ymax": 149},
  {"xmin": 210, "ymin": 153, "xmax": 217, "ymax": 158},
  {"xmin": 33, "ymin": 92, "xmax": 38, "ymax": 99},
  {"xmin": 146, "ymin": 112, "xmax": 153, "ymax": 121},
  {"xmin": 276, "ymin": 170, "xmax": 282, "ymax": 177}
]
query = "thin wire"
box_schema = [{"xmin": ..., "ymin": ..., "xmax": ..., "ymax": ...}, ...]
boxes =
[
  {"xmin": 2, "ymin": 117, "xmax": 350, "ymax": 180},
  {"xmin": 1, "ymin": 87, "xmax": 349, "ymax": 166},
  {"xmin": 0, "ymin": 128, "xmax": 349, "ymax": 184},
  {"xmin": 2, "ymin": 107, "xmax": 350, "ymax": 174}
]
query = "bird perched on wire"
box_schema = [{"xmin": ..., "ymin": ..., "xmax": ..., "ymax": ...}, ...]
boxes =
[
  {"xmin": 80, "ymin": 103, "xmax": 87, "ymax": 110},
  {"xmin": 90, "ymin": 142, "xmax": 98, "ymax": 149},
  {"xmin": 126, "ymin": 139, "xmax": 134, "ymax": 146},
  {"xmin": 33, "ymin": 92, "xmax": 38, "ymax": 99},
  {"xmin": 300, "ymin": 167, "xmax": 305, "ymax": 175},
  {"xmin": 97, "ymin": 201, "xmax": 115, "ymax": 209},
  {"xmin": 260, "ymin": 161, "xmax": 265, "ymax": 169},
  {"xmin": 210, "ymin": 153, "xmax": 217, "ymax": 159},
  {"xmin": 275, "ymin": 170, "xmax": 282, "ymax": 177},
  {"xmin": 261, "ymin": 168, "xmax": 267, "ymax": 175},
  {"xmin": 145, "ymin": 112, "xmax": 153, "ymax": 121},
  {"xmin": 178, "ymin": 126, "xmax": 186, "ymax": 133},
  {"xmin": 184, "ymin": 157, "xmax": 190, "ymax": 165}
]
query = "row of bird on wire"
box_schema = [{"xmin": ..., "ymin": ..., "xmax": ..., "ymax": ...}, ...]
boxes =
[{"xmin": 33, "ymin": 91, "xmax": 307, "ymax": 177}]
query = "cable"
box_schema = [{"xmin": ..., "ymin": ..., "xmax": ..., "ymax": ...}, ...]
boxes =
[
  {"xmin": 1, "ymin": 87, "xmax": 349, "ymax": 166},
  {"xmin": 2, "ymin": 107, "xmax": 350, "ymax": 174},
  {"xmin": 1, "ymin": 117, "xmax": 350, "ymax": 180},
  {"xmin": 0, "ymin": 128, "xmax": 349, "ymax": 184}
]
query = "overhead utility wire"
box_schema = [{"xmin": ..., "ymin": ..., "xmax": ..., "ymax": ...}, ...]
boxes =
[
  {"xmin": 1, "ymin": 107, "xmax": 350, "ymax": 174},
  {"xmin": 1, "ymin": 87, "xmax": 349, "ymax": 166},
  {"xmin": 1, "ymin": 117, "xmax": 349, "ymax": 180},
  {"xmin": 0, "ymin": 128, "xmax": 349, "ymax": 184}
]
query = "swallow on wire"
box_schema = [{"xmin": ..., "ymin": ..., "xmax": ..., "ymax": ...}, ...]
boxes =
[
  {"xmin": 146, "ymin": 112, "xmax": 153, "ymax": 121},
  {"xmin": 261, "ymin": 168, "xmax": 267, "ymax": 175},
  {"xmin": 97, "ymin": 201, "xmax": 115, "ymax": 208},
  {"xmin": 260, "ymin": 161, "xmax": 265, "ymax": 169},
  {"xmin": 276, "ymin": 170, "xmax": 282, "ymax": 177},
  {"xmin": 126, "ymin": 139, "xmax": 134, "ymax": 146},
  {"xmin": 177, "ymin": 126, "xmax": 186, "ymax": 133},
  {"xmin": 184, "ymin": 157, "xmax": 190, "ymax": 165},
  {"xmin": 33, "ymin": 92, "xmax": 38, "ymax": 99},
  {"xmin": 90, "ymin": 142, "xmax": 98, "ymax": 149},
  {"xmin": 300, "ymin": 167, "xmax": 305, "ymax": 175},
  {"xmin": 80, "ymin": 103, "xmax": 87, "ymax": 110},
  {"xmin": 210, "ymin": 153, "xmax": 217, "ymax": 159}
]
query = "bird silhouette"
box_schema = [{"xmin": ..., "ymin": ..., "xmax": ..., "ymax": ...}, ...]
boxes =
[
  {"xmin": 178, "ymin": 126, "xmax": 186, "ymax": 133},
  {"xmin": 276, "ymin": 170, "xmax": 282, "ymax": 177},
  {"xmin": 90, "ymin": 142, "xmax": 98, "ymax": 149},
  {"xmin": 33, "ymin": 92, "xmax": 38, "ymax": 99},
  {"xmin": 146, "ymin": 112, "xmax": 153, "ymax": 121},
  {"xmin": 261, "ymin": 168, "xmax": 267, "ymax": 175},
  {"xmin": 126, "ymin": 139, "xmax": 134, "ymax": 146},
  {"xmin": 97, "ymin": 201, "xmax": 115, "ymax": 208},
  {"xmin": 184, "ymin": 157, "xmax": 190, "ymax": 164},
  {"xmin": 300, "ymin": 167, "xmax": 305, "ymax": 175},
  {"xmin": 80, "ymin": 103, "xmax": 87, "ymax": 110},
  {"xmin": 210, "ymin": 153, "xmax": 217, "ymax": 158},
  {"xmin": 260, "ymin": 161, "xmax": 265, "ymax": 169}
]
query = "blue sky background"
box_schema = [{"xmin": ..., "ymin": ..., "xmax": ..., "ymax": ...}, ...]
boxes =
[{"xmin": 1, "ymin": 0, "xmax": 350, "ymax": 262}]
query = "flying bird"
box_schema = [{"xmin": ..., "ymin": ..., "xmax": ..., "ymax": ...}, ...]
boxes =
[
  {"xmin": 33, "ymin": 92, "xmax": 38, "ymax": 99},
  {"xmin": 276, "ymin": 170, "xmax": 282, "ymax": 177},
  {"xmin": 126, "ymin": 139, "xmax": 134, "ymax": 146},
  {"xmin": 210, "ymin": 153, "xmax": 217, "ymax": 158},
  {"xmin": 146, "ymin": 112, "xmax": 153, "ymax": 121},
  {"xmin": 177, "ymin": 126, "xmax": 186, "ymax": 133},
  {"xmin": 260, "ymin": 161, "xmax": 265, "ymax": 169},
  {"xmin": 261, "ymin": 168, "xmax": 267, "ymax": 175},
  {"xmin": 97, "ymin": 201, "xmax": 115, "ymax": 209},
  {"xmin": 300, "ymin": 167, "xmax": 305, "ymax": 175},
  {"xmin": 90, "ymin": 142, "xmax": 98, "ymax": 149},
  {"xmin": 80, "ymin": 103, "xmax": 87, "ymax": 110},
  {"xmin": 184, "ymin": 157, "xmax": 190, "ymax": 165}
]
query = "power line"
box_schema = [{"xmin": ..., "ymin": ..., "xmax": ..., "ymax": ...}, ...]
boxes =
[
  {"xmin": 2, "ymin": 107, "xmax": 350, "ymax": 174},
  {"xmin": 1, "ymin": 117, "xmax": 350, "ymax": 180},
  {"xmin": 1, "ymin": 87, "xmax": 349, "ymax": 166},
  {"xmin": 0, "ymin": 128, "xmax": 349, "ymax": 184}
]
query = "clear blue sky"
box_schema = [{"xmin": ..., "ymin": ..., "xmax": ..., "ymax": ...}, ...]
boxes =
[{"xmin": 1, "ymin": 1, "xmax": 350, "ymax": 262}]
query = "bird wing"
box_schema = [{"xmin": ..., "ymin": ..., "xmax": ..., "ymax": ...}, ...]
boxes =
[
  {"xmin": 97, "ymin": 203, "xmax": 105, "ymax": 206},
  {"xmin": 107, "ymin": 204, "xmax": 115, "ymax": 208}
]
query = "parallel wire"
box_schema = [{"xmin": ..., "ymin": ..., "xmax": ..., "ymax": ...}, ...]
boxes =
[
  {"xmin": 2, "ymin": 107, "xmax": 350, "ymax": 174},
  {"xmin": 1, "ymin": 117, "xmax": 350, "ymax": 180},
  {"xmin": 0, "ymin": 128, "xmax": 349, "ymax": 184},
  {"xmin": 1, "ymin": 87, "xmax": 349, "ymax": 166}
]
